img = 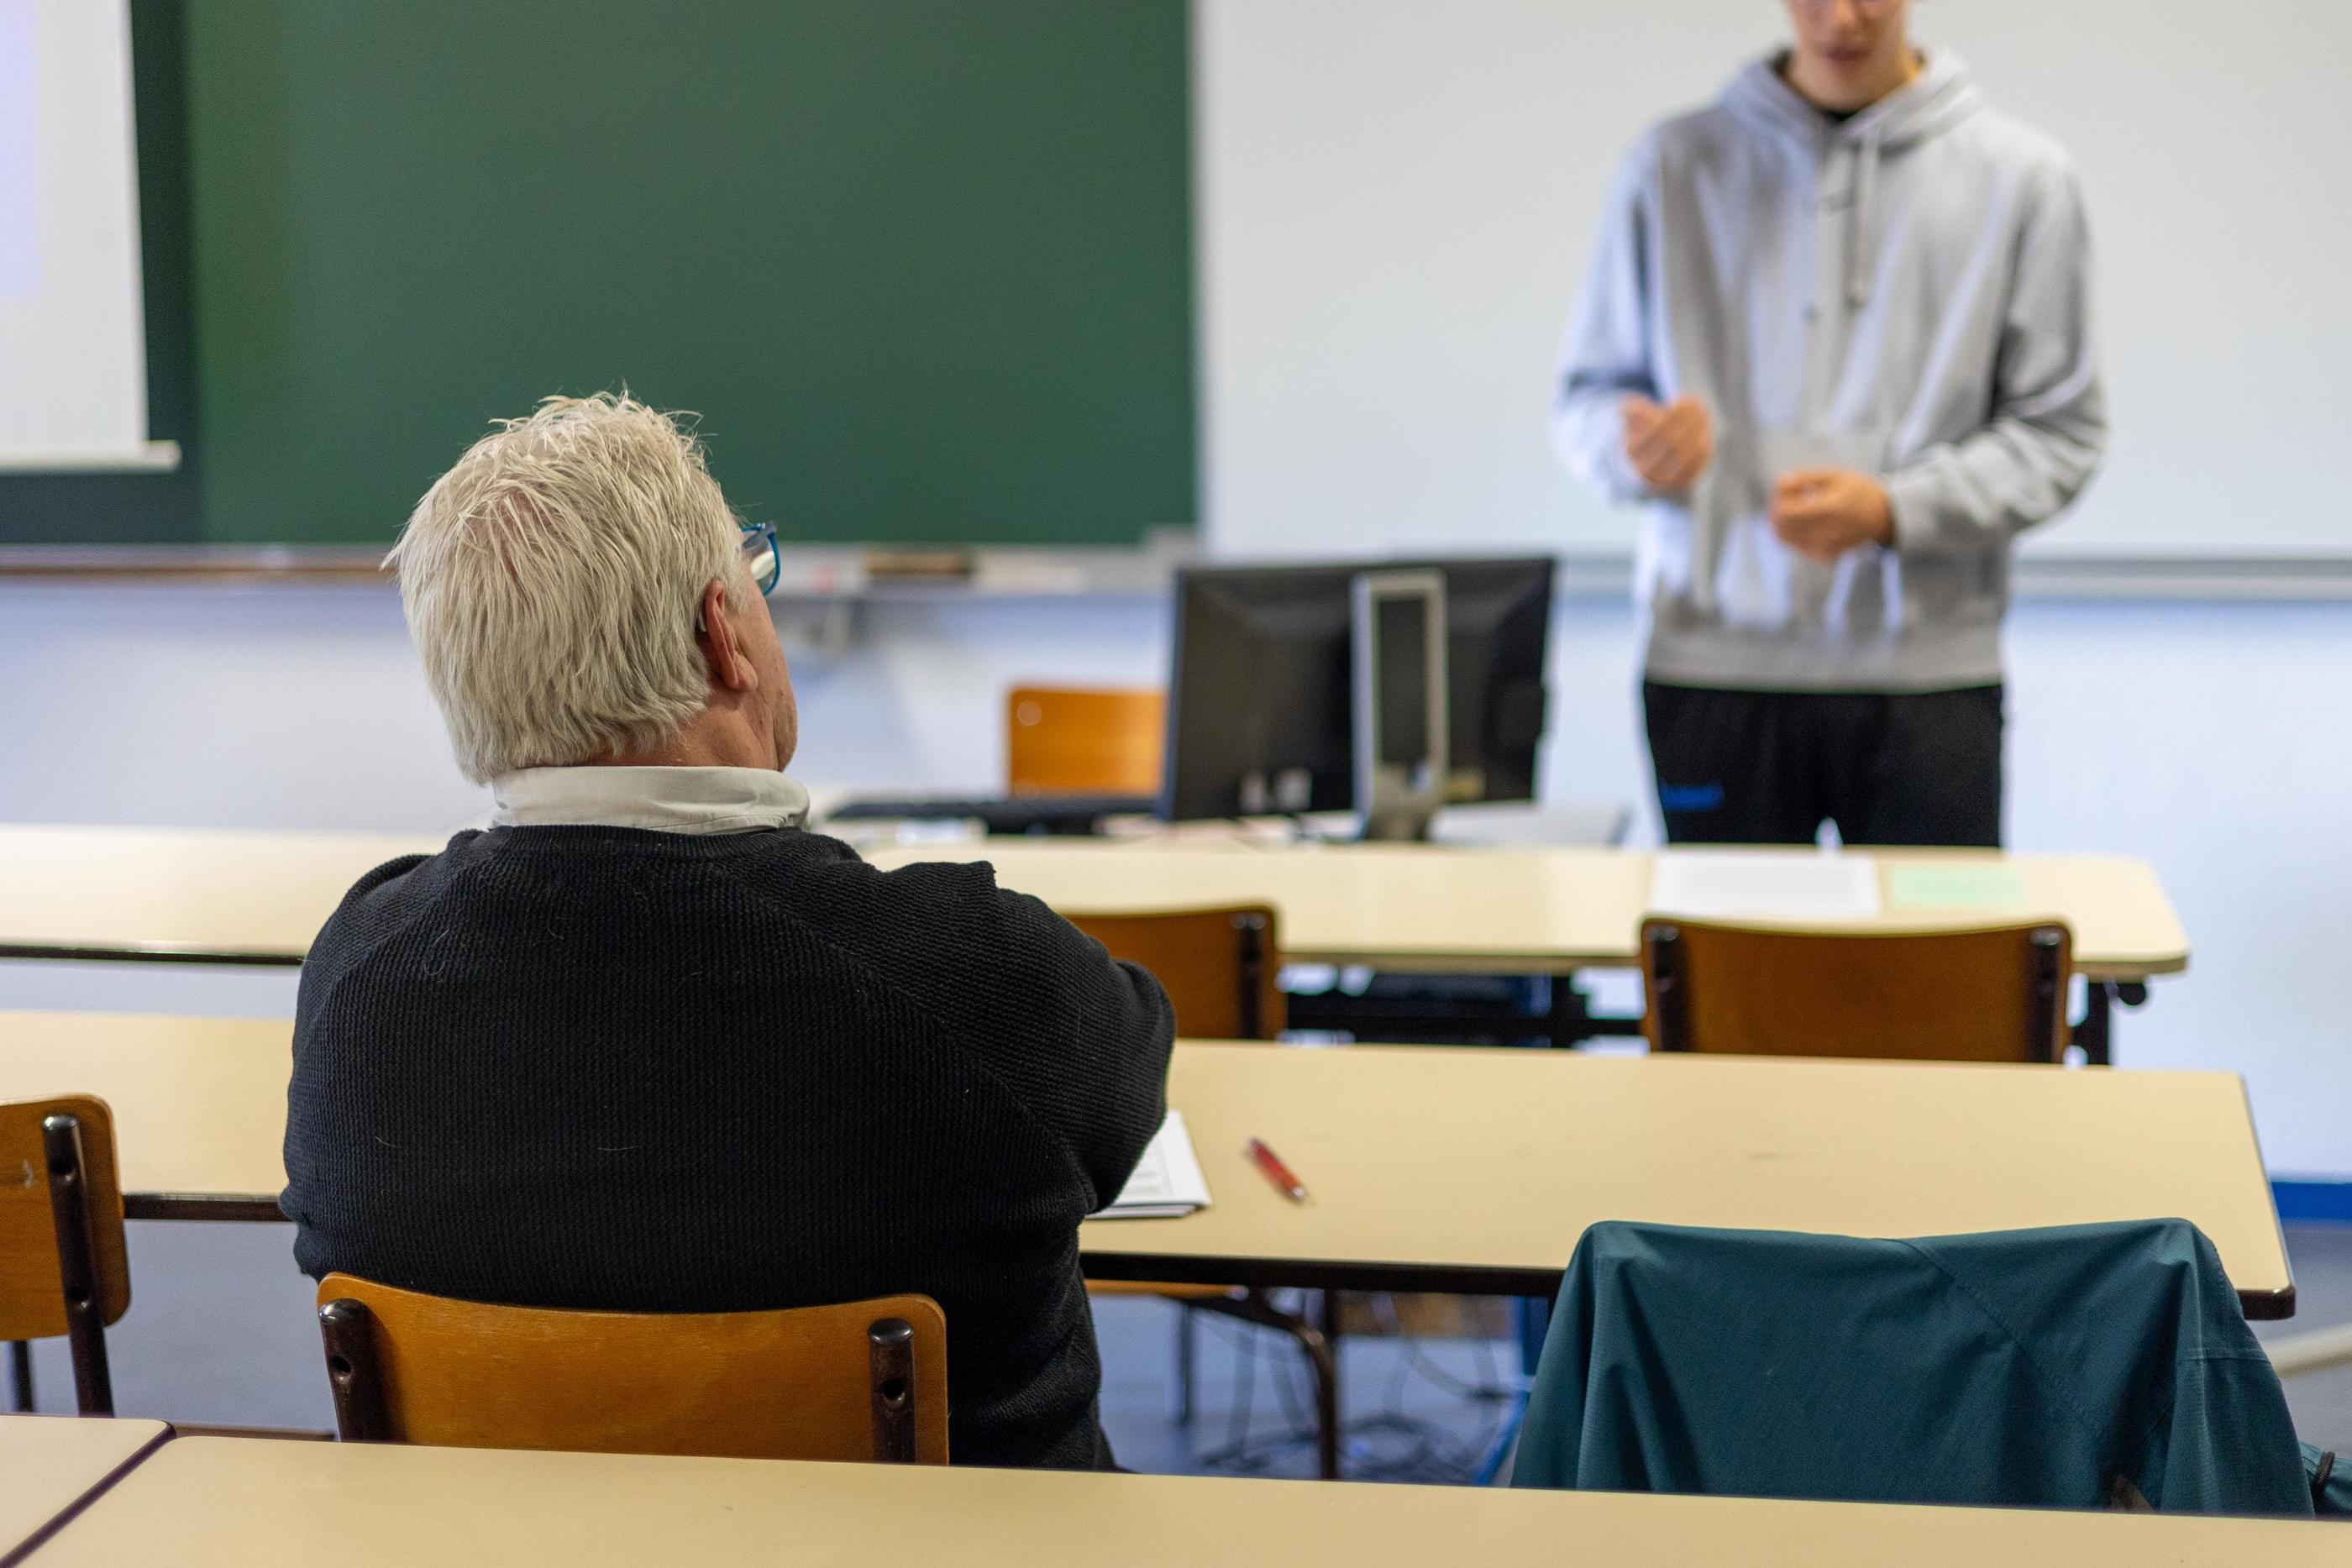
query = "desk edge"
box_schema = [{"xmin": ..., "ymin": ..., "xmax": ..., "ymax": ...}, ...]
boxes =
[{"xmin": 0, "ymin": 1421, "xmax": 173, "ymax": 1568}]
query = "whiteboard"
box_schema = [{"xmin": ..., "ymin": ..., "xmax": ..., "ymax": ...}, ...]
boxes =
[
  {"xmin": 1198, "ymin": 0, "xmax": 2352, "ymax": 562},
  {"xmin": 0, "ymin": 0, "xmax": 155, "ymax": 470}
]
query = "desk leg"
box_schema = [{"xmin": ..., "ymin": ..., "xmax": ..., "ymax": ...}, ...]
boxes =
[
  {"xmin": 8, "ymin": 1341, "xmax": 30, "ymax": 1412},
  {"xmin": 1170, "ymin": 1304, "xmax": 1195, "ymax": 1427},
  {"xmin": 1470, "ymin": 1296, "xmax": 1551, "ymax": 1486},
  {"xmin": 1545, "ymin": 976, "xmax": 1645, "ymax": 1049},
  {"xmin": 1515, "ymin": 1294, "xmax": 1551, "ymax": 1372},
  {"xmin": 1316, "ymin": 1290, "xmax": 1343, "ymax": 1481},
  {"xmin": 1192, "ymin": 1291, "xmax": 1341, "ymax": 1479},
  {"xmin": 1539, "ymin": 977, "xmax": 1585, "ymax": 1050},
  {"xmin": 2072, "ymin": 980, "xmax": 2150, "ymax": 1067}
]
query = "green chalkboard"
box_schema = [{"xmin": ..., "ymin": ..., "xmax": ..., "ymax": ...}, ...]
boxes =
[{"xmin": 3, "ymin": 1, "xmax": 1194, "ymax": 548}]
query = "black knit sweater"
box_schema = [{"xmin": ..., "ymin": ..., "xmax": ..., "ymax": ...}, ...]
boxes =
[{"xmin": 282, "ymin": 825, "xmax": 1173, "ymax": 1470}]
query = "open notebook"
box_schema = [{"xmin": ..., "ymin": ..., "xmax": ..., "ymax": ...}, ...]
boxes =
[{"xmin": 1090, "ymin": 1110, "xmax": 1213, "ymax": 1220}]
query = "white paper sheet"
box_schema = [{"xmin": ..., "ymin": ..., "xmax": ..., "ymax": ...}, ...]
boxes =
[
  {"xmin": 1648, "ymin": 852, "xmax": 1882, "ymax": 922},
  {"xmin": 1091, "ymin": 1110, "xmax": 1213, "ymax": 1220}
]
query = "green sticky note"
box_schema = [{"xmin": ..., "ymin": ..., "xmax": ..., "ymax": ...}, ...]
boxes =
[{"xmin": 1886, "ymin": 863, "xmax": 2029, "ymax": 911}]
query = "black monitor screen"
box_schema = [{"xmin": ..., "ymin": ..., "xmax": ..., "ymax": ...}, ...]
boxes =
[{"xmin": 1162, "ymin": 555, "xmax": 1552, "ymax": 821}]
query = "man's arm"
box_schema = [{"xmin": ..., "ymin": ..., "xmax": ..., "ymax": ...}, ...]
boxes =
[
  {"xmin": 1040, "ymin": 920, "xmax": 1173, "ymax": 1206},
  {"xmin": 1882, "ymin": 162, "xmax": 2108, "ymax": 553},
  {"xmin": 1553, "ymin": 137, "xmax": 1668, "ymax": 505},
  {"xmin": 971, "ymin": 880, "xmax": 1175, "ymax": 1208}
]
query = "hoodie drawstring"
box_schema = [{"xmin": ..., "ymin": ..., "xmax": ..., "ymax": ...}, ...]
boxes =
[{"xmin": 1846, "ymin": 125, "xmax": 1883, "ymax": 309}]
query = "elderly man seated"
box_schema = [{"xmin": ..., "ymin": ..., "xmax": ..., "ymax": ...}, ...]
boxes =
[{"xmin": 281, "ymin": 393, "xmax": 1173, "ymax": 1471}]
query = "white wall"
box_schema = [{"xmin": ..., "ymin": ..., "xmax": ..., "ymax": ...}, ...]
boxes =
[
  {"xmin": 0, "ymin": 582, "xmax": 2344, "ymax": 1176},
  {"xmin": 0, "ymin": 583, "xmax": 1169, "ymax": 830},
  {"xmin": 0, "ymin": 583, "xmax": 478, "ymax": 830},
  {"xmin": 2003, "ymin": 602, "xmax": 2352, "ymax": 1180}
]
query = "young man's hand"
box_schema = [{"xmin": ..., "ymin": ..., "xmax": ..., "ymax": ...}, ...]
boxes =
[
  {"xmin": 1621, "ymin": 394, "xmax": 1713, "ymax": 494},
  {"xmin": 1769, "ymin": 469, "xmax": 1895, "ymax": 561}
]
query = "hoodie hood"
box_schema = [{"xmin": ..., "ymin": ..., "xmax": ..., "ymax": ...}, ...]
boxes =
[{"xmin": 1722, "ymin": 47, "xmax": 1982, "ymax": 306}]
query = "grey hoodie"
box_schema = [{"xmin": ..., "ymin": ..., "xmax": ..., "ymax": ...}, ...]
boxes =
[{"xmin": 1554, "ymin": 49, "xmax": 2105, "ymax": 691}]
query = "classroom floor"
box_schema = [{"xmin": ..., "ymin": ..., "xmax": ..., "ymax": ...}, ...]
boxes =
[{"xmin": 13, "ymin": 1219, "xmax": 2350, "ymax": 1479}]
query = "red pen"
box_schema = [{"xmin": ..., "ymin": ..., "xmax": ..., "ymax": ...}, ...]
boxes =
[{"xmin": 1246, "ymin": 1137, "xmax": 1310, "ymax": 1204}]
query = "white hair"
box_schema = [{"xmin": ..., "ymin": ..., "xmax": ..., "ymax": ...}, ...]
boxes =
[{"xmin": 386, "ymin": 393, "xmax": 748, "ymax": 784}]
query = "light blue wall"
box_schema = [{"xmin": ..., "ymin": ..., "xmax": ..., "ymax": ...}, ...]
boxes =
[{"xmin": 0, "ymin": 581, "xmax": 2343, "ymax": 1177}]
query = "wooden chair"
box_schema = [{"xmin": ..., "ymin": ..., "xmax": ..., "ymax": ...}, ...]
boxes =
[
  {"xmin": 1064, "ymin": 906, "xmax": 1284, "ymax": 1041},
  {"xmin": 1005, "ymin": 686, "xmax": 1166, "ymax": 796},
  {"xmin": 0, "ymin": 1096, "xmax": 130, "ymax": 1418},
  {"xmin": 1640, "ymin": 918, "xmax": 2074, "ymax": 1062},
  {"xmin": 1066, "ymin": 906, "xmax": 1343, "ymax": 1479},
  {"xmin": 315, "ymin": 1277, "xmax": 948, "ymax": 1464}
]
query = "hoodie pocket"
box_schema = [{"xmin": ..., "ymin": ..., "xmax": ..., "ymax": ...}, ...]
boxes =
[{"xmin": 1699, "ymin": 426, "xmax": 1901, "ymax": 639}]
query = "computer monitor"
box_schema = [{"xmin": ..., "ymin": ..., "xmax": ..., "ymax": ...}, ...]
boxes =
[{"xmin": 1160, "ymin": 555, "xmax": 1554, "ymax": 826}]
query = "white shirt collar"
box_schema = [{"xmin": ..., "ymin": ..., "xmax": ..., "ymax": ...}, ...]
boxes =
[{"xmin": 489, "ymin": 766, "xmax": 811, "ymax": 835}]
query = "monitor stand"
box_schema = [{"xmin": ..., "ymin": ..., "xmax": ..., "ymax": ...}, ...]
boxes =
[{"xmin": 1351, "ymin": 570, "xmax": 1450, "ymax": 842}]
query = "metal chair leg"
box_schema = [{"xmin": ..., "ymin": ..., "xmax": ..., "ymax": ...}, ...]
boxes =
[
  {"xmin": 1315, "ymin": 1289, "xmax": 1343, "ymax": 1481},
  {"xmin": 1308, "ymin": 1315, "xmax": 1339, "ymax": 1481},
  {"xmin": 1473, "ymin": 1293, "xmax": 1552, "ymax": 1486},
  {"xmin": 1169, "ymin": 1303, "xmax": 1197, "ymax": 1426},
  {"xmin": 1193, "ymin": 1289, "xmax": 1342, "ymax": 1479},
  {"xmin": 1472, "ymin": 1387, "xmax": 1530, "ymax": 1486},
  {"xmin": 43, "ymin": 1114, "xmax": 114, "ymax": 1417},
  {"xmin": 8, "ymin": 1341, "xmax": 32, "ymax": 1413}
]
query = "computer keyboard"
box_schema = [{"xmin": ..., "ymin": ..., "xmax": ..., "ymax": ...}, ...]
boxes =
[{"xmin": 823, "ymin": 794, "xmax": 1160, "ymax": 835}]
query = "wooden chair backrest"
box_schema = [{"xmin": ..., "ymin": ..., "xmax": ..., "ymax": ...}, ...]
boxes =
[
  {"xmin": 1005, "ymin": 686, "xmax": 1166, "ymax": 796},
  {"xmin": 1641, "ymin": 918, "xmax": 2073, "ymax": 1063},
  {"xmin": 0, "ymin": 1096, "xmax": 130, "ymax": 1341},
  {"xmin": 315, "ymin": 1277, "xmax": 948, "ymax": 1464},
  {"xmin": 1068, "ymin": 906, "xmax": 1284, "ymax": 1039}
]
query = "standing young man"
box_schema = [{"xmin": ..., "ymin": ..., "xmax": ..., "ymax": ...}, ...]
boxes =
[{"xmin": 1554, "ymin": 0, "xmax": 2105, "ymax": 846}]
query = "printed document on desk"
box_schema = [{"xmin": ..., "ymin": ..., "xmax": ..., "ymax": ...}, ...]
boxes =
[
  {"xmin": 1649, "ymin": 852, "xmax": 1882, "ymax": 921},
  {"xmin": 1092, "ymin": 1110, "xmax": 1213, "ymax": 1219}
]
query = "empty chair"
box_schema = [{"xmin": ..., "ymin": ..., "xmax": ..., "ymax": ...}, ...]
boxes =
[
  {"xmin": 1512, "ymin": 1219, "xmax": 2314, "ymax": 1515},
  {"xmin": 316, "ymin": 1275, "xmax": 947, "ymax": 1464},
  {"xmin": 1005, "ymin": 686, "xmax": 1165, "ymax": 797},
  {"xmin": 1641, "ymin": 917, "xmax": 2072, "ymax": 1062},
  {"xmin": 0, "ymin": 1095, "xmax": 129, "ymax": 1417},
  {"xmin": 1065, "ymin": 906, "xmax": 1283, "ymax": 1042},
  {"xmin": 1066, "ymin": 905, "xmax": 1343, "ymax": 1479}
]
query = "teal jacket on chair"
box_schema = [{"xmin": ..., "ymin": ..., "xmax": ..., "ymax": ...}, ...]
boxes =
[{"xmin": 1512, "ymin": 1219, "xmax": 2314, "ymax": 1515}]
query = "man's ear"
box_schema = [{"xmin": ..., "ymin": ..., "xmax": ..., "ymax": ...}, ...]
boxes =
[{"xmin": 699, "ymin": 579, "xmax": 759, "ymax": 693}]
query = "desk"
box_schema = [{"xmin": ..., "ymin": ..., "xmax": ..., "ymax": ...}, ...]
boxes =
[
  {"xmin": 866, "ymin": 841, "xmax": 2189, "ymax": 1057},
  {"xmin": 0, "ymin": 1014, "xmax": 2292, "ymax": 1316},
  {"xmin": 864, "ymin": 841, "xmax": 2190, "ymax": 982},
  {"xmin": 1093, "ymin": 1041, "xmax": 2292, "ymax": 1317},
  {"xmin": 0, "ymin": 1013, "xmax": 290, "ymax": 1221},
  {"xmin": 0, "ymin": 826, "xmax": 2185, "ymax": 979},
  {"xmin": 0, "ymin": 824, "xmax": 432, "ymax": 966},
  {"xmin": 24, "ymin": 1435, "xmax": 2349, "ymax": 1566},
  {"xmin": 0, "ymin": 1414, "xmax": 169, "ymax": 1565}
]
